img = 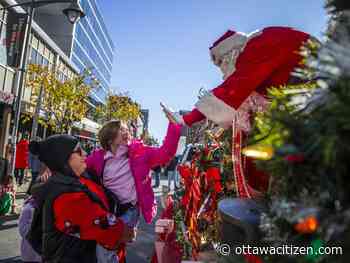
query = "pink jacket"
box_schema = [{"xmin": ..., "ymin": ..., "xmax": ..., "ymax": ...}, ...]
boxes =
[{"xmin": 86, "ymin": 122, "xmax": 182, "ymax": 223}]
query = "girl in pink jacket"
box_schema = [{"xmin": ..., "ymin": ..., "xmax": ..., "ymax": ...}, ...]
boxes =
[{"xmin": 86, "ymin": 110, "xmax": 182, "ymax": 227}]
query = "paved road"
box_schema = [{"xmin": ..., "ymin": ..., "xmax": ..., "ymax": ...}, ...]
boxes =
[{"xmin": 0, "ymin": 176, "xmax": 172, "ymax": 263}]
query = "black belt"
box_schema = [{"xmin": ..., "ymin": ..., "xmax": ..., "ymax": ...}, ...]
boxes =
[{"xmin": 119, "ymin": 202, "xmax": 137, "ymax": 215}]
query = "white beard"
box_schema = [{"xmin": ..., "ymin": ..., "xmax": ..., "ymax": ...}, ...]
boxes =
[
  {"xmin": 211, "ymin": 30, "xmax": 263, "ymax": 80},
  {"xmin": 219, "ymin": 49, "xmax": 240, "ymax": 80}
]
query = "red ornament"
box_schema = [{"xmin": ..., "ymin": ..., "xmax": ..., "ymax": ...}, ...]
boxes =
[
  {"xmin": 214, "ymin": 182, "xmax": 222, "ymax": 193},
  {"xmin": 244, "ymin": 254, "xmax": 264, "ymax": 263},
  {"xmin": 206, "ymin": 167, "xmax": 222, "ymax": 193},
  {"xmin": 284, "ymin": 154, "xmax": 305, "ymax": 163},
  {"xmin": 294, "ymin": 216, "xmax": 318, "ymax": 234}
]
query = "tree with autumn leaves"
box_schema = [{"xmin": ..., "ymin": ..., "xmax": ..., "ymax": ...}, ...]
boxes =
[
  {"xmin": 25, "ymin": 64, "xmax": 143, "ymax": 136},
  {"xmin": 26, "ymin": 64, "xmax": 99, "ymax": 133},
  {"xmin": 94, "ymin": 91, "xmax": 141, "ymax": 123},
  {"xmin": 142, "ymin": 131, "xmax": 160, "ymax": 146}
]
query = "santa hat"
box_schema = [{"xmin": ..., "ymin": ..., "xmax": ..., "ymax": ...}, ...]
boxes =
[{"xmin": 209, "ymin": 30, "xmax": 248, "ymax": 65}]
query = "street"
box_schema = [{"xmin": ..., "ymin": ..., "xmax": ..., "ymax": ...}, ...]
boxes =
[{"xmin": 0, "ymin": 175, "xmax": 172, "ymax": 263}]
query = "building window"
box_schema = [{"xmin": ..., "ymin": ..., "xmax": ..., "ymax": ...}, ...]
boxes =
[
  {"xmin": 0, "ymin": 6, "xmax": 8, "ymax": 65},
  {"xmin": 0, "ymin": 65, "xmax": 5, "ymax": 91},
  {"xmin": 4, "ymin": 69, "xmax": 14, "ymax": 93},
  {"xmin": 28, "ymin": 34, "xmax": 55, "ymax": 70},
  {"xmin": 29, "ymin": 47, "xmax": 37, "ymax": 64},
  {"xmin": 56, "ymin": 58, "xmax": 75, "ymax": 82}
]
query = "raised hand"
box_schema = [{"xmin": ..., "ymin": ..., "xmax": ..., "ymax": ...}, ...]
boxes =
[
  {"xmin": 198, "ymin": 88, "xmax": 211, "ymax": 99},
  {"xmin": 160, "ymin": 102, "xmax": 184, "ymax": 125}
]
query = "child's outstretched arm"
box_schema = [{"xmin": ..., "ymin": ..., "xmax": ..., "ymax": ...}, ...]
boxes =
[{"xmin": 145, "ymin": 105, "xmax": 182, "ymax": 167}]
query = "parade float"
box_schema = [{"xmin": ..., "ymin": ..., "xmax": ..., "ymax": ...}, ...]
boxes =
[{"xmin": 152, "ymin": 0, "xmax": 350, "ymax": 262}]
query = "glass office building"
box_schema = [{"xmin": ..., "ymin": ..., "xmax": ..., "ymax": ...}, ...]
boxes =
[
  {"xmin": 72, "ymin": 0, "xmax": 114, "ymax": 103},
  {"xmin": 28, "ymin": 0, "xmax": 115, "ymax": 103}
]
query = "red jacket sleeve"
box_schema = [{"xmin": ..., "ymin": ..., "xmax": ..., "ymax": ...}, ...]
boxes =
[
  {"xmin": 53, "ymin": 192, "xmax": 125, "ymax": 250},
  {"xmin": 183, "ymin": 109, "xmax": 206, "ymax": 127},
  {"xmin": 213, "ymin": 28, "xmax": 309, "ymax": 109},
  {"xmin": 145, "ymin": 122, "xmax": 182, "ymax": 168}
]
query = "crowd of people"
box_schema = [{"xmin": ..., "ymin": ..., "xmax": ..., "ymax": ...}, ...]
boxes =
[
  {"xmin": 151, "ymin": 156, "xmax": 180, "ymax": 191},
  {"xmin": 0, "ymin": 134, "xmax": 30, "ymax": 217}
]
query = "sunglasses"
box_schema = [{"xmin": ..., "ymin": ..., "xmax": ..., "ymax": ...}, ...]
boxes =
[{"xmin": 72, "ymin": 145, "xmax": 85, "ymax": 157}]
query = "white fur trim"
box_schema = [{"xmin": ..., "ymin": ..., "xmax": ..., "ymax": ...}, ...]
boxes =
[
  {"xmin": 215, "ymin": 29, "xmax": 264, "ymax": 79},
  {"xmin": 211, "ymin": 30, "xmax": 263, "ymax": 61},
  {"xmin": 247, "ymin": 29, "xmax": 262, "ymax": 39},
  {"xmin": 195, "ymin": 92, "xmax": 236, "ymax": 128},
  {"xmin": 210, "ymin": 32, "xmax": 248, "ymax": 60}
]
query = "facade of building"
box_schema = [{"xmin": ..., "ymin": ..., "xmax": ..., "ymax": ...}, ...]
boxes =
[
  {"xmin": 72, "ymin": 0, "xmax": 114, "ymax": 103},
  {"xmin": 23, "ymin": 28, "xmax": 102, "ymax": 143},
  {"xmin": 0, "ymin": 0, "xmax": 111, "ymax": 156},
  {"xmin": 27, "ymin": 0, "xmax": 115, "ymax": 104},
  {"xmin": 0, "ymin": 3, "xmax": 16, "ymax": 157},
  {"xmin": 140, "ymin": 109, "xmax": 149, "ymax": 134},
  {"xmin": 21, "ymin": 29, "xmax": 79, "ymax": 138}
]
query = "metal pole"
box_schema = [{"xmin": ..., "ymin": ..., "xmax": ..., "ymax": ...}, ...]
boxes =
[
  {"xmin": 31, "ymin": 84, "xmax": 43, "ymax": 139},
  {"xmin": 10, "ymin": 2, "xmax": 35, "ymax": 176}
]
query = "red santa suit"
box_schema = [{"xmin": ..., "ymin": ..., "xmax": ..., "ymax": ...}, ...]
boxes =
[{"xmin": 181, "ymin": 27, "xmax": 310, "ymax": 198}]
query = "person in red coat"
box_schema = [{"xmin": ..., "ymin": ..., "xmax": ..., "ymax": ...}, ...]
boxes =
[
  {"xmin": 28, "ymin": 135, "xmax": 134, "ymax": 263},
  {"xmin": 164, "ymin": 27, "xmax": 310, "ymax": 198},
  {"xmin": 15, "ymin": 135, "xmax": 29, "ymax": 186}
]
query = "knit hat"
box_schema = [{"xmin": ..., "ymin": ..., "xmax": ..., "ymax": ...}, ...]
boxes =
[{"xmin": 29, "ymin": 134, "xmax": 79, "ymax": 174}]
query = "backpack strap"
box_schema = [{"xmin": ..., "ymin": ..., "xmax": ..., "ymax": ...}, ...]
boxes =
[
  {"xmin": 79, "ymin": 183, "xmax": 108, "ymax": 211},
  {"xmin": 51, "ymin": 174, "xmax": 109, "ymax": 212}
]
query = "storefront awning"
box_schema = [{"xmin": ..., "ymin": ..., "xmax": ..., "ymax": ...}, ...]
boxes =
[{"xmin": 73, "ymin": 118, "xmax": 100, "ymax": 134}]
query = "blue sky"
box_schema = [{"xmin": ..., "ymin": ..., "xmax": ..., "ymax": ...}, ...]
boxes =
[{"xmin": 98, "ymin": 0, "xmax": 328, "ymax": 141}]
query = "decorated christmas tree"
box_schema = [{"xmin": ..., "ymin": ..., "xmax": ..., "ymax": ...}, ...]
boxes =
[
  {"xmin": 153, "ymin": 2, "xmax": 350, "ymax": 262},
  {"xmin": 246, "ymin": 1, "xmax": 350, "ymax": 262},
  {"xmin": 172, "ymin": 126, "xmax": 236, "ymax": 260}
]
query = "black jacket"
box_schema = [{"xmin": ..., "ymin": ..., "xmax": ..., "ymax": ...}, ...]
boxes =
[{"xmin": 27, "ymin": 173, "xmax": 107, "ymax": 263}]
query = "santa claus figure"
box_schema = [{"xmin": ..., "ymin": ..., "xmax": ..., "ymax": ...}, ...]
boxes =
[{"xmin": 164, "ymin": 27, "xmax": 310, "ymax": 198}]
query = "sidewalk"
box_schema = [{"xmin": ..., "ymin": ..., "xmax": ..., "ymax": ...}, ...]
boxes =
[
  {"xmin": 0, "ymin": 179, "xmax": 29, "ymax": 263},
  {"xmin": 126, "ymin": 174, "xmax": 177, "ymax": 262}
]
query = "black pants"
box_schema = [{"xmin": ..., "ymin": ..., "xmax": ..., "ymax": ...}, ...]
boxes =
[
  {"xmin": 153, "ymin": 172, "xmax": 160, "ymax": 187},
  {"xmin": 14, "ymin": 168, "xmax": 25, "ymax": 185}
]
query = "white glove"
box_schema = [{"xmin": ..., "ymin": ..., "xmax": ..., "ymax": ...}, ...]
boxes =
[
  {"xmin": 198, "ymin": 88, "xmax": 211, "ymax": 99},
  {"xmin": 160, "ymin": 102, "xmax": 185, "ymax": 125}
]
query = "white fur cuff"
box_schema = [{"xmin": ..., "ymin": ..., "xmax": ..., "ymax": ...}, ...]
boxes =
[{"xmin": 195, "ymin": 92, "xmax": 236, "ymax": 128}]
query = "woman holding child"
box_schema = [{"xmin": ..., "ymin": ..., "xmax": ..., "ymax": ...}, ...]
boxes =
[{"xmin": 26, "ymin": 106, "xmax": 181, "ymax": 263}]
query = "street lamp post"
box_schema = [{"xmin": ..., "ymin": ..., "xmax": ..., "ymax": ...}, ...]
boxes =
[
  {"xmin": 0, "ymin": 0, "xmax": 85, "ymax": 177},
  {"xmin": 30, "ymin": 83, "xmax": 43, "ymax": 139}
]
